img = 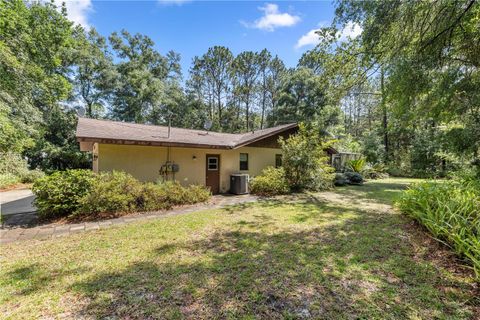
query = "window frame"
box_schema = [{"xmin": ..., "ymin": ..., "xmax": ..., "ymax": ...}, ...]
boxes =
[
  {"xmin": 239, "ymin": 153, "xmax": 249, "ymax": 171},
  {"xmin": 207, "ymin": 156, "xmax": 219, "ymax": 171}
]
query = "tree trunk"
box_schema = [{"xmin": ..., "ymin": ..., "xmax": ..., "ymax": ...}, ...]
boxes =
[{"xmin": 381, "ymin": 67, "xmax": 389, "ymax": 162}]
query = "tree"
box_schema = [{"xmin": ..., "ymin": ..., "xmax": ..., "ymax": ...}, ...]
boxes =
[
  {"xmin": 265, "ymin": 56, "xmax": 286, "ymax": 126},
  {"xmin": 0, "ymin": 0, "xmax": 74, "ymax": 155},
  {"xmin": 188, "ymin": 46, "xmax": 233, "ymax": 131},
  {"xmin": 232, "ymin": 51, "xmax": 261, "ymax": 131},
  {"xmin": 108, "ymin": 30, "xmax": 181, "ymax": 123},
  {"xmin": 279, "ymin": 124, "xmax": 335, "ymax": 191},
  {"xmin": 277, "ymin": 67, "xmax": 330, "ymax": 125},
  {"xmin": 69, "ymin": 28, "xmax": 117, "ymax": 118},
  {"xmin": 333, "ymin": 0, "xmax": 480, "ymax": 169},
  {"xmin": 257, "ymin": 49, "xmax": 272, "ymax": 129}
]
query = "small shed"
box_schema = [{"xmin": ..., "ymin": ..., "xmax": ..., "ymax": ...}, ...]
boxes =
[{"xmin": 331, "ymin": 152, "xmax": 362, "ymax": 171}]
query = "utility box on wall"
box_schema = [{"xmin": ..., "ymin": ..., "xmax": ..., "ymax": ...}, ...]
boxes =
[{"xmin": 230, "ymin": 174, "xmax": 249, "ymax": 195}]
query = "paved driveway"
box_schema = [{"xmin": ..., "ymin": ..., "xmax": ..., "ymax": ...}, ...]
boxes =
[{"xmin": 0, "ymin": 189, "xmax": 37, "ymax": 227}]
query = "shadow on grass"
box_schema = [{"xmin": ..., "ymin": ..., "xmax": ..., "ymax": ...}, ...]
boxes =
[
  {"xmin": 71, "ymin": 195, "xmax": 478, "ymax": 319},
  {"xmin": 4, "ymin": 263, "xmax": 88, "ymax": 297}
]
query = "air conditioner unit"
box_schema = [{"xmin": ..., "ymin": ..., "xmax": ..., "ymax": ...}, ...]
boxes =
[{"xmin": 230, "ymin": 174, "xmax": 249, "ymax": 194}]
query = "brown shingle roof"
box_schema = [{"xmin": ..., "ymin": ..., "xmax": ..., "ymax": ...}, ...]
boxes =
[{"xmin": 76, "ymin": 118, "xmax": 297, "ymax": 149}]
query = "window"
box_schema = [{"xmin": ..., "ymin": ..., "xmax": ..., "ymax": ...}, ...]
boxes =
[
  {"xmin": 239, "ymin": 153, "xmax": 248, "ymax": 170},
  {"xmin": 275, "ymin": 154, "xmax": 282, "ymax": 168},
  {"xmin": 207, "ymin": 157, "xmax": 218, "ymax": 170}
]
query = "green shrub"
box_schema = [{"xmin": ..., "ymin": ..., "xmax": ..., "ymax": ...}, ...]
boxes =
[
  {"xmin": 0, "ymin": 152, "xmax": 44, "ymax": 187},
  {"xmin": 396, "ymin": 180, "xmax": 480, "ymax": 280},
  {"xmin": 344, "ymin": 172, "xmax": 364, "ymax": 185},
  {"xmin": 76, "ymin": 171, "xmax": 143, "ymax": 216},
  {"xmin": 347, "ymin": 158, "xmax": 366, "ymax": 173},
  {"xmin": 363, "ymin": 163, "xmax": 389, "ymax": 180},
  {"xmin": 138, "ymin": 183, "xmax": 170, "ymax": 211},
  {"xmin": 0, "ymin": 152, "xmax": 29, "ymax": 178},
  {"xmin": 19, "ymin": 169, "xmax": 45, "ymax": 183},
  {"xmin": 149, "ymin": 181, "xmax": 211, "ymax": 207},
  {"xmin": 279, "ymin": 124, "xmax": 335, "ymax": 191},
  {"xmin": 387, "ymin": 166, "xmax": 409, "ymax": 177},
  {"xmin": 0, "ymin": 173, "xmax": 20, "ymax": 189},
  {"xmin": 32, "ymin": 169, "xmax": 95, "ymax": 219},
  {"xmin": 334, "ymin": 173, "xmax": 349, "ymax": 186},
  {"xmin": 181, "ymin": 184, "xmax": 211, "ymax": 204},
  {"xmin": 250, "ymin": 167, "xmax": 290, "ymax": 196},
  {"xmin": 33, "ymin": 170, "xmax": 211, "ymax": 220}
]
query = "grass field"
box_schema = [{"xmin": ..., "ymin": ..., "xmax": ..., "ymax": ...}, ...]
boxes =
[{"xmin": 1, "ymin": 178, "xmax": 478, "ymax": 319}]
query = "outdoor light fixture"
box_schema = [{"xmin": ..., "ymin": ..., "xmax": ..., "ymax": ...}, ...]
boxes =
[{"xmin": 192, "ymin": 155, "xmax": 197, "ymax": 160}]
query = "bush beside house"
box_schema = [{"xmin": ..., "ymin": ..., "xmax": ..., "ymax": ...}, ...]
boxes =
[
  {"xmin": 251, "ymin": 125, "xmax": 336, "ymax": 196},
  {"xmin": 250, "ymin": 167, "xmax": 289, "ymax": 196},
  {"xmin": 33, "ymin": 170, "xmax": 211, "ymax": 220}
]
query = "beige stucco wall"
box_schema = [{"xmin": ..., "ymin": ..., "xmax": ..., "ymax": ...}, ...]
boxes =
[{"xmin": 96, "ymin": 143, "xmax": 282, "ymax": 193}]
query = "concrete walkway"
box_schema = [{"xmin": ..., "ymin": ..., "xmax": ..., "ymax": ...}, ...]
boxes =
[
  {"xmin": 0, "ymin": 194, "xmax": 258, "ymax": 244},
  {"xmin": 0, "ymin": 189, "xmax": 37, "ymax": 227}
]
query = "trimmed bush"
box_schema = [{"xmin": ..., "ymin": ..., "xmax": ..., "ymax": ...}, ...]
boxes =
[
  {"xmin": 344, "ymin": 172, "xmax": 364, "ymax": 185},
  {"xmin": 250, "ymin": 167, "xmax": 290, "ymax": 196},
  {"xmin": 140, "ymin": 181, "xmax": 211, "ymax": 211},
  {"xmin": 32, "ymin": 169, "xmax": 95, "ymax": 219},
  {"xmin": 76, "ymin": 171, "xmax": 143, "ymax": 216},
  {"xmin": 397, "ymin": 180, "xmax": 480, "ymax": 280},
  {"xmin": 33, "ymin": 169, "xmax": 212, "ymax": 220},
  {"xmin": 334, "ymin": 173, "xmax": 349, "ymax": 186}
]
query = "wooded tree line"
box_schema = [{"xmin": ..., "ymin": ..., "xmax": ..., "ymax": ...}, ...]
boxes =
[
  {"xmin": 315, "ymin": 0, "xmax": 480, "ymax": 176},
  {"xmin": 1, "ymin": 0, "xmax": 479, "ymax": 176}
]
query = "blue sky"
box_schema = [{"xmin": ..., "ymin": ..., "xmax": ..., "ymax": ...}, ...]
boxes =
[{"xmin": 61, "ymin": 1, "xmax": 358, "ymax": 75}]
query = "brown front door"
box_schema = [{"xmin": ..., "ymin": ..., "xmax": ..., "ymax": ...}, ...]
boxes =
[{"xmin": 206, "ymin": 154, "xmax": 220, "ymax": 194}]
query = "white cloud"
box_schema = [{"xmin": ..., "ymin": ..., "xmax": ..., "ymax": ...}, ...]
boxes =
[
  {"xmin": 338, "ymin": 21, "xmax": 363, "ymax": 42},
  {"xmin": 244, "ymin": 3, "xmax": 300, "ymax": 32},
  {"xmin": 295, "ymin": 21, "xmax": 362, "ymax": 49},
  {"xmin": 295, "ymin": 29, "xmax": 320, "ymax": 48},
  {"xmin": 158, "ymin": 0, "xmax": 191, "ymax": 5},
  {"xmin": 51, "ymin": 0, "xmax": 93, "ymax": 29}
]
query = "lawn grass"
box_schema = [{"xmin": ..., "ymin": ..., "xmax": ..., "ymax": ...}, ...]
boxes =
[{"xmin": 1, "ymin": 178, "xmax": 478, "ymax": 319}]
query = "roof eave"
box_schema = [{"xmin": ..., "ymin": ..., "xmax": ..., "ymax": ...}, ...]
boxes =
[
  {"xmin": 231, "ymin": 123, "xmax": 298, "ymax": 149},
  {"xmin": 76, "ymin": 137, "xmax": 233, "ymax": 150}
]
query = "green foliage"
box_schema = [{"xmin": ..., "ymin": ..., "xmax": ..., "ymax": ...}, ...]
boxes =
[
  {"xmin": 0, "ymin": 173, "xmax": 19, "ymax": 189},
  {"xmin": 76, "ymin": 171, "xmax": 143, "ymax": 215},
  {"xmin": 279, "ymin": 124, "xmax": 335, "ymax": 191},
  {"xmin": 250, "ymin": 167, "xmax": 289, "ymax": 196},
  {"xmin": 25, "ymin": 107, "xmax": 90, "ymax": 171},
  {"xmin": 333, "ymin": 173, "xmax": 349, "ymax": 186},
  {"xmin": 362, "ymin": 163, "xmax": 389, "ymax": 180},
  {"xmin": 347, "ymin": 158, "xmax": 366, "ymax": 173},
  {"xmin": 157, "ymin": 181, "xmax": 211, "ymax": 205},
  {"xmin": 397, "ymin": 179, "xmax": 480, "ymax": 280},
  {"xmin": 33, "ymin": 169, "xmax": 96, "ymax": 219},
  {"xmin": 76, "ymin": 177, "xmax": 211, "ymax": 218},
  {"xmin": 344, "ymin": 172, "xmax": 364, "ymax": 185},
  {"xmin": 33, "ymin": 170, "xmax": 211, "ymax": 219},
  {"xmin": 108, "ymin": 30, "xmax": 181, "ymax": 123},
  {"xmin": 0, "ymin": 152, "xmax": 44, "ymax": 188}
]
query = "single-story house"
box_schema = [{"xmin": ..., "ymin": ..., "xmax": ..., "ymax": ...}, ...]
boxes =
[{"xmin": 76, "ymin": 118, "xmax": 298, "ymax": 194}]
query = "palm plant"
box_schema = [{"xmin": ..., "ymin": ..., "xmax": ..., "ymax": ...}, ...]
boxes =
[{"xmin": 347, "ymin": 158, "xmax": 366, "ymax": 173}]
